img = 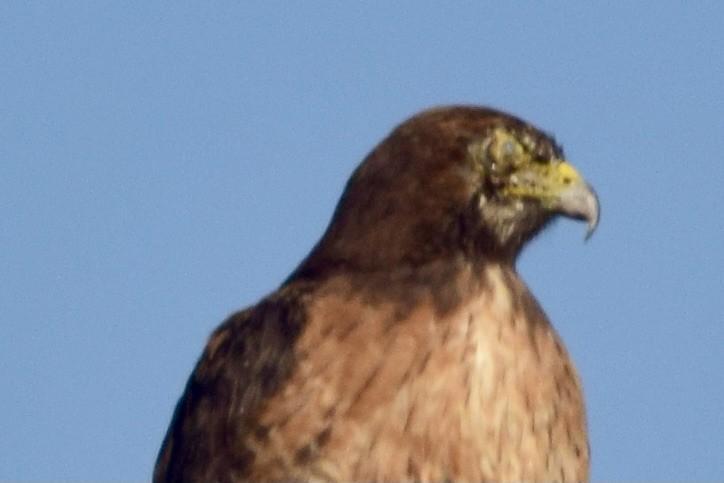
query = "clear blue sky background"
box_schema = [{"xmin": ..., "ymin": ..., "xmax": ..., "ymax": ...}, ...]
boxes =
[{"xmin": 1, "ymin": 2, "xmax": 722, "ymax": 481}]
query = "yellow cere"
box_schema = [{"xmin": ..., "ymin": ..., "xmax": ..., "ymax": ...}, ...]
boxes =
[
  {"xmin": 502, "ymin": 159, "xmax": 585, "ymax": 202},
  {"xmin": 555, "ymin": 162, "xmax": 583, "ymax": 185}
]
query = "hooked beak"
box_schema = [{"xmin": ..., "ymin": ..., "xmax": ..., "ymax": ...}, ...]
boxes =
[
  {"xmin": 504, "ymin": 159, "xmax": 600, "ymax": 239},
  {"xmin": 556, "ymin": 178, "xmax": 600, "ymax": 240}
]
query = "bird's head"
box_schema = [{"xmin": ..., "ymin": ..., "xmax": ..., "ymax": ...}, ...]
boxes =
[
  {"xmin": 466, "ymin": 118, "xmax": 599, "ymax": 256},
  {"xmin": 293, "ymin": 106, "xmax": 599, "ymax": 278}
]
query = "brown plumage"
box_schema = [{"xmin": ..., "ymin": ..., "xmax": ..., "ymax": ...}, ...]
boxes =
[{"xmin": 154, "ymin": 106, "xmax": 599, "ymax": 482}]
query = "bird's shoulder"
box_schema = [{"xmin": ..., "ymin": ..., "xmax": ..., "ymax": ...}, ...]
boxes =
[{"xmin": 153, "ymin": 281, "xmax": 315, "ymax": 482}]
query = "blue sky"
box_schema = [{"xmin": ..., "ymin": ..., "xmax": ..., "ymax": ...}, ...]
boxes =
[{"xmin": 1, "ymin": 2, "xmax": 722, "ymax": 481}]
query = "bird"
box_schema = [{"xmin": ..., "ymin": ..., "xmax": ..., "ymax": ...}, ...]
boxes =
[{"xmin": 153, "ymin": 105, "xmax": 599, "ymax": 482}]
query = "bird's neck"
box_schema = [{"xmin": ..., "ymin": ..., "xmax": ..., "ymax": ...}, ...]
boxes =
[{"xmin": 287, "ymin": 254, "xmax": 525, "ymax": 321}]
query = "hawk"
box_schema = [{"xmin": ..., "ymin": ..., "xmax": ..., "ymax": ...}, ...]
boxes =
[{"xmin": 154, "ymin": 106, "xmax": 599, "ymax": 482}]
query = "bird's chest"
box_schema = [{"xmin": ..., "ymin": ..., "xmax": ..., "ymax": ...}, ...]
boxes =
[{"xmin": 251, "ymin": 271, "xmax": 589, "ymax": 482}]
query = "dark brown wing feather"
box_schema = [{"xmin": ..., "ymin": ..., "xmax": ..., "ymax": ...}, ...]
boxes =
[{"xmin": 153, "ymin": 287, "xmax": 309, "ymax": 483}]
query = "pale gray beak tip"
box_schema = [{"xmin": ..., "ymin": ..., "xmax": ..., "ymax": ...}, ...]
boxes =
[{"xmin": 558, "ymin": 182, "xmax": 600, "ymax": 241}]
